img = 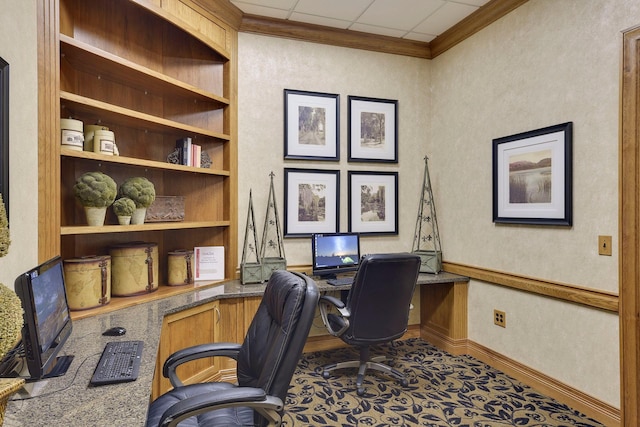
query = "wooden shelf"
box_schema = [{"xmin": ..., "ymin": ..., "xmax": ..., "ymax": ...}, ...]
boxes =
[
  {"xmin": 60, "ymin": 92, "xmax": 230, "ymax": 141},
  {"xmin": 61, "ymin": 220, "xmax": 231, "ymax": 235},
  {"xmin": 61, "ymin": 149, "xmax": 230, "ymax": 175}
]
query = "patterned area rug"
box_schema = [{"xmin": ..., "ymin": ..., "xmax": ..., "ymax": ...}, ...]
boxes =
[{"xmin": 284, "ymin": 338, "xmax": 604, "ymax": 426}]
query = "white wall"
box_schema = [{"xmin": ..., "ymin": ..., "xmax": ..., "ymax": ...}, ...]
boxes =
[
  {"xmin": 0, "ymin": 0, "xmax": 39, "ymax": 290},
  {"xmin": 237, "ymin": 34, "xmax": 430, "ymax": 265},
  {"xmin": 429, "ymin": 0, "xmax": 638, "ymax": 407}
]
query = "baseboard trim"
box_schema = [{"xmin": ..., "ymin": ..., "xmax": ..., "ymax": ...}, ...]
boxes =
[{"xmin": 466, "ymin": 340, "xmax": 620, "ymax": 427}]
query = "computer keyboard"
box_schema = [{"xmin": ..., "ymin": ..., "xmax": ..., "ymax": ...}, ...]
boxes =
[
  {"xmin": 90, "ymin": 340, "xmax": 143, "ymax": 386},
  {"xmin": 326, "ymin": 277, "xmax": 354, "ymax": 286}
]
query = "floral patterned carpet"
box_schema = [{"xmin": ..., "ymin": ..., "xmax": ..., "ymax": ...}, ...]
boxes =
[{"xmin": 284, "ymin": 338, "xmax": 604, "ymax": 427}]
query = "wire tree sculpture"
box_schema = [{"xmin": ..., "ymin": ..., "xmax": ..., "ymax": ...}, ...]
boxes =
[{"xmin": 412, "ymin": 156, "xmax": 442, "ymax": 273}]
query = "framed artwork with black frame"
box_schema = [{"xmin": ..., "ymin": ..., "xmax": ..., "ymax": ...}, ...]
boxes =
[
  {"xmin": 492, "ymin": 122, "xmax": 573, "ymax": 226},
  {"xmin": 284, "ymin": 89, "xmax": 339, "ymax": 161},
  {"xmin": 348, "ymin": 95, "xmax": 397, "ymax": 163},
  {"xmin": 0, "ymin": 57, "xmax": 8, "ymax": 220},
  {"xmin": 284, "ymin": 168, "xmax": 340, "ymax": 237},
  {"xmin": 348, "ymin": 171, "xmax": 398, "ymax": 235}
]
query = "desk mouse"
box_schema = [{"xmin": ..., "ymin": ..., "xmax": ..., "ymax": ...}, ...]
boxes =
[{"xmin": 103, "ymin": 326, "xmax": 126, "ymax": 336}]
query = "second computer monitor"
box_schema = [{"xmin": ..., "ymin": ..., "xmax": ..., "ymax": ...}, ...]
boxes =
[{"xmin": 311, "ymin": 232, "xmax": 361, "ymax": 279}]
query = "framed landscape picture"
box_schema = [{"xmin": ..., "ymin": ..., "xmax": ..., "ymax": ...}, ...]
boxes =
[
  {"xmin": 348, "ymin": 96, "xmax": 397, "ymax": 163},
  {"xmin": 348, "ymin": 171, "xmax": 398, "ymax": 234},
  {"xmin": 284, "ymin": 168, "xmax": 340, "ymax": 237},
  {"xmin": 492, "ymin": 122, "xmax": 573, "ymax": 226},
  {"xmin": 284, "ymin": 89, "xmax": 339, "ymax": 161}
]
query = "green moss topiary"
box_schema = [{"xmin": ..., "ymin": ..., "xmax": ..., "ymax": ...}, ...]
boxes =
[
  {"xmin": 0, "ymin": 283, "xmax": 23, "ymax": 361},
  {"xmin": 0, "ymin": 193, "xmax": 10, "ymax": 257},
  {"xmin": 112, "ymin": 197, "xmax": 136, "ymax": 216},
  {"xmin": 119, "ymin": 177, "xmax": 156, "ymax": 208},
  {"xmin": 73, "ymin": 171, "xmax": 117, "ymax": 208}
]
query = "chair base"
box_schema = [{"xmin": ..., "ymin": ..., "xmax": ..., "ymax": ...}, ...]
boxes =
[{"xmin": 321, "ymin": 352, "xmax": 408, "ymax": 396}]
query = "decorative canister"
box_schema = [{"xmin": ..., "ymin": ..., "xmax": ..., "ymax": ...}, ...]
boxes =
[
  {"xmin": 110, "ymin": 242, "xmax": 159, "ymax": 296},
  {"xmin": 60, "ymin": 118, "xmax": 84, "ymax": 151},
  {"xmin": 167, "ymin": 249, "xmax": 194, "ymax": 286},
  {"xmin": 63, "ymin": 255, "xmax": 111, "ymax": 310},
  {"xmin": 84, "ymin": 124, "xmax": 109, "ymax": 152},
  {"xmin": 93, "ymin": 129, "xmax": 115, "ymax": 155}
]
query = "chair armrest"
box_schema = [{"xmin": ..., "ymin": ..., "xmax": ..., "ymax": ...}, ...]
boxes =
[
  {"xmin": 158, "ymin": 387, "xmax": 284, "ymax": 427},
  {"xmin": 164, "ymin": 342, "xmax": 242, "ymax": 387},
  {"xmin": 318, "ymin": 295, "xmax": 350, "ymax": 337}
]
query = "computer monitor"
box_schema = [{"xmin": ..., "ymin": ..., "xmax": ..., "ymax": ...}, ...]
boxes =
[
  {"xmin": 311, "ymin": 232, "xmax": 361, "ymax": 279},
  {"xmin": 14, "ymin": 255, "xmax": 74, "ymax": 380}
]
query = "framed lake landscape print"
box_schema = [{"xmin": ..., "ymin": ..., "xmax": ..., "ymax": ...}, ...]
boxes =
[
  {"xmin": 492, "ymin": 122, "xmax": 573, "ymax": 226},
  {"xmin": 284, "ymin": 89, "xmax": 339, "ymax": 161},
  {"xmin": 348, "ymin": 96, "xmax": 397, "ymax": 163},
  {"xmin": 284, "ymin": 168, "xmax": 340, "ymax": 237},
  {"xmin": 348, "ymin": 171, "xmax": 398, "ymax": 234}
]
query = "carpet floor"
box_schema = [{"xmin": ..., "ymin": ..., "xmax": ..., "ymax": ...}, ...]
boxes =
[{"xmin": 284, "ymin": 338, "xmax": 604, "ymax": 427}]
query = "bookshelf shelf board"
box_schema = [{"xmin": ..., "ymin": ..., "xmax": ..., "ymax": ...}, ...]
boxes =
[
  {"xmin": 61, "ymin": 91, "xmax": 231, "ymax": 141},
  {"xmin": 61, "ymin": 220, "xmax": 231, "ymax": 235},
  {"xmin": 60, "ymin": 35, "xmax": 230, "ymax": 107},
  {"xmin": 61, "ymin": 150, "xmax": 230, "ymax": 176}
]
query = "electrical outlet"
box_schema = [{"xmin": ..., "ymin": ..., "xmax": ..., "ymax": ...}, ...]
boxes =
[
  {"xmin": 598, "ymin": 235, "xmax": 612, "ymax": 256},
  {"xmin": 494, "ymin": 309, "xmax": 506, "ymax": 328}
]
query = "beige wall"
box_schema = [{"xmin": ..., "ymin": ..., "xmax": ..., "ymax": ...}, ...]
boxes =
[
  {"xmin": 237, "ymin": 33, "xmax": 430, "ymax": 265},
  {"xmin": 429, "ymin": 0, "xmax": 638, "ymax": 407},
  {"xmin": 0, "ymin": 0, "xmax": 39, "ymax": 290}
]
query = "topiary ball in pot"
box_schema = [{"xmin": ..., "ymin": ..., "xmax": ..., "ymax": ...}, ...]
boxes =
[
  {"xmin": 119, "ymin": 177, "xmax": 156, "ymax": 224},
  {"xmin": 73, "ymin": 171, "xmax": 117, "ymax": 226},
  {"xmin": 112, "ymin": 197, "xmax": 136, "ymax": 225},
  {"xmin": 0, "ymin": 283, "xmax": 24, "ymax": 363}
]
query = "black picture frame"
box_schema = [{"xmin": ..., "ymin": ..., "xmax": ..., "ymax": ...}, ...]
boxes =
[
  {"xmin": 348, "ymin": 170, "xmax": 398, "ymax": 235},
  {"xmin": 284, "ymin": 89, "xmax": 340, "ymax": 161},
  {"xmin": 492, "ymin": 122, "xmax": 573, "ymax": 226},
  {"xmin": 284, "ymin": 168, "xmax": 340, "ymax": 237},
  {"xmin": 348, "ymin": 95, "xmax": 398, "ymax": 163},
  {"xmin": 0, "ymin": 57, "xmax": 8, "ymax": 220}
]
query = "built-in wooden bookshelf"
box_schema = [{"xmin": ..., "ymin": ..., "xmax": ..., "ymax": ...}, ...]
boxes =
[{"xmin": 39, "ymin": 0, "xmax": 238, "ymax": 315}]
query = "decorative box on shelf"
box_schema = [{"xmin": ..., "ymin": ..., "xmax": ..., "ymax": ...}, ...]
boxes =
[
  {"xmin": 414, "ymin": 250, "xmax": 442, "ymax": 274},
  {"xmin": 241, "ymin": 262, "xmax": 263, "ymax": 284},
  {"xmin": 145, "ymin": 196, "xmax": 185, "ymax": 222}
]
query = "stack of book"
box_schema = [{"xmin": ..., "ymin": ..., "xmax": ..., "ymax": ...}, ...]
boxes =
[{"xmin": 175, "ymin": 137, "xmax": 202, "ymax": 167}]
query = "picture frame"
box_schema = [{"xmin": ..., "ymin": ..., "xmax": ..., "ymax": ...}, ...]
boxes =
[
  {"xmin": 492, "ymin": 122, "xmax": 573, "ymax": 226},
  {"xmin": 284, "ymin": 89, "xmax": 339, "ymax": 161},
  {"xmin": 348, "ymin": 171, "xmax": 398, "ymax": 234},
  {"xmin": 0, "ymin": 57, "xmax": 8, "ymax": 220},
  {"xmin": 284, "ymin": 168, "xmax": 340, "ymax": 237},
  {"xmin": 348, "ymin": 96, "xmax": 398, "ymax": 163}
]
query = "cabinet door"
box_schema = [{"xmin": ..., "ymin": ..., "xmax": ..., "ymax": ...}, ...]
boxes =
[{"xmin": 154, "ymin": 300, "xmax": 219, "ymax": 398}]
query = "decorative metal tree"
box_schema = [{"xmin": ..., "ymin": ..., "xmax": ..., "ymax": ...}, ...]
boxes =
[
  {"xmin": 240, "ymin": 190, "xmax": 263, "ymax": 284},
  {"xmin": 412, "ymin": 156, "xmax": 442, "ymax": 273},
  {"xmin": 260, "ymin": 172, "xmax": 286, "ymax": 280}
]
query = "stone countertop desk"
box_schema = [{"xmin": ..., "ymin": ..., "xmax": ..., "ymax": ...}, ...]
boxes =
[{"xmin": 4, "ymin": 272, "xmax": 467, "ymax": 427}]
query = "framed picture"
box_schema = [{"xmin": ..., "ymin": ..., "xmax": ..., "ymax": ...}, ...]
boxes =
[
  {"xmin": 0, "ymin": 57, "xmax": 8, "ymax": 219},
  {"xmin": 284, "ymin": 168, "xmax": 340, "ymax": 237},
  {"xmin": 492, "ymin": 122, "xmax": 573, "ymax": 226},
  {"xmin": 284, "ymin": 89, "xmax": 339, "ymax": 160},
  {"xmin": 348, "ymin": 96, "xmax": 397, "ymax": 163},
  {"xmin": 348, "ymin": 171, "xmax": 398, "ymax": 234}
]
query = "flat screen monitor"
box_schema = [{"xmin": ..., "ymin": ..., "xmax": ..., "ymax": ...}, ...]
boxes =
[
  {"xmin": 311, "ymin": 232, "xmax": 361, "ymax": 279},
  {"xmin": 14, "ymin": 255, "xmax": 74, "ymax": 380}
]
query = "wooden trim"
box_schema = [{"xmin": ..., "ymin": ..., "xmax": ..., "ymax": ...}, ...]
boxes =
[
  {"xmin": 620, "ymin": 25, "xmax": 640, "ymax": 427},
  {"xmin": 192, "ymin": 0, "xmax": 243, "ymax": 30},
  {"xmin": 239, "ymin": 14, "xmax": 431, "ymax": 59},
  {"xmin": 37, "ymin": 0, "xmax": 60, "ymax": 263},
  {"xmin": 429, "ymin": 0, "xmax": 530, "ymax": 57},
  {"xmin": 443, "ymin": 261, "xmax": 619, "ymax": 312},
  {"xmin": 237, "ymin": 0, "xmax": 528, "ymax": 59},
  {"xmin": 467, "ymin": 340, "xmax": 620, "ymax": 427}
]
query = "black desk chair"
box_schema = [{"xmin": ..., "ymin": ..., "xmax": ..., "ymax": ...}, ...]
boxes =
[
  {"xmin": 146, "ymin": 270, "xmax": 319, "ymax": 427},
  {"xmin": 318, "ymin": 253, "xmax": 421, "ymax": 396}
]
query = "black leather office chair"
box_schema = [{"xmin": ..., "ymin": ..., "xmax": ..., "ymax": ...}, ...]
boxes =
[
  {"xmin": 319, "ymin": 253, "xmax": 421, "ymax": 396},
  {"xmin": 146, "ymin": 270, "xmax": 319, "ymax": 427}
]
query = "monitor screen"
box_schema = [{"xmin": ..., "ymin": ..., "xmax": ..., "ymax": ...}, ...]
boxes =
[
  {"xmin": 311, "ymin": 232, "xmax": 361, "ymax": 278},
  {"xmin": 14, "ymin": 255, "xmax": 73, "ymax": 380}
]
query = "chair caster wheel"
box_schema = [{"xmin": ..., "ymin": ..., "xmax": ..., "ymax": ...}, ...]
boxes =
[
  {"xmin": 322, "ymin": 371, "xmax": 330, "ymax": 379},
  {"xmin": 357, "ymin": 387, "xmax": 364, "ymax": 396},
  {"xmin": 400, "ymin": 379, "xmax": 408, "ymax": 387}
]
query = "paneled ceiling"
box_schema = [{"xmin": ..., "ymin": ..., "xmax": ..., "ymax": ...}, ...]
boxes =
[{"xmin": 230, "ymin": 0, "xmax": 491, "ymax": 43}]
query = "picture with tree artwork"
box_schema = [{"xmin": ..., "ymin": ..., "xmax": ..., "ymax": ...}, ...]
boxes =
[
  {"xmin": 298, "ymin": 106, "xmax": 326, "ymax": 146},
  {"xmin": 359, "ymin": 112, "xmax": 385, "ymax": 147}
]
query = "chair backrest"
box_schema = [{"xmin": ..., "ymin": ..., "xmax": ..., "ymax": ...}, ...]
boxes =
[
  {"xmin": 344, "ymin": 253, "xmax": 421, "ymax": 344},
  {"xmin": 236, "ymin": 270, "xmax": 319, "ymax": 403}
]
